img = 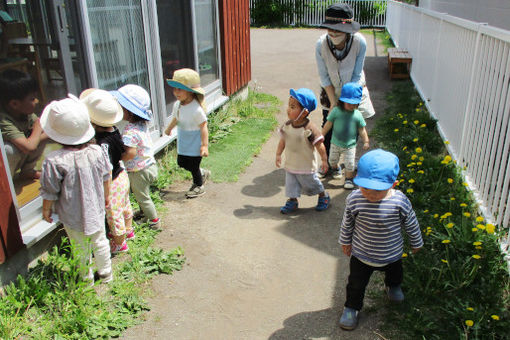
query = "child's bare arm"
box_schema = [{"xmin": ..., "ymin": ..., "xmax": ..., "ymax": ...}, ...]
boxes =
[
  {"xmin": 358, "ymin": 126, "xmax": 369, "ymax": 150},
  {"xmin": 103, "ymin": 177, "xmax": 111, "ymax": 207},
  {"xmin": 275, "ymin": 138, "xmax": 285, "ymax": 168},
  {"xmin": 121, "ymin": 146, "xmax": 137, "ymax": 161},
  {"xmin": 315, "ymin": 141, "xmax": 329, "ymax": 174},
  {"xmin": 164, "ymin": 117, "xmax": 177, "ymax": 136},
  {"xmin": 322, "ymin": 121, "xmax": 333, "ymax": 136},
  {"xmin": 42, "ymin": 199, "xmax": 55, "ymax": 223},
  {"xmin": 10, "ymin": 118, "xmax": 45, "ymax": 154},
  {"xmin": 199, "ymin": 121, "xmax": 209, "ymax": 157}
]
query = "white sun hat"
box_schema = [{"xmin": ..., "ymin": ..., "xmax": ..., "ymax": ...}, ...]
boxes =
[
  {"xmin": 40, "ymin": 94, "xmax": 95, "ymax": 145},
  {"xmin": 79, "ymin": 88, "xmax": 123, "ymax": 127}
]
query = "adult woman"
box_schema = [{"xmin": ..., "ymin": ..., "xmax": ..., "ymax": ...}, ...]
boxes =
[{"xmin": 315, "ymin": 3, "xmax": 375, "ymax": 172}]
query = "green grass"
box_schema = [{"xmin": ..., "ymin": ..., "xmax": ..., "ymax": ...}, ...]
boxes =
[{"xmin": 370, "ymin": 81, "xmax": 510, "ymax": 339}]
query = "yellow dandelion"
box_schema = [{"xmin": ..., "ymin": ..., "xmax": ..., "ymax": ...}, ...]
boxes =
[
  {"xmin": 413, "ymin": 138, "xmax": 419, "ymax": 142},
  {"xmin": 445, "ymin": 140, "xmax": 450, "ymax": 145},
  {"xmin": 475, "ymin": 246, "xmax": 482, "ymax": 250},
  {"xmin": 433, "ymin": 214, "xmax": 439, "ymax": 218},
  {"xmin": 403, "ymin": 120, "xmax": 408, "ymax": 124},
  {"xmin": 402, "ymin": 253, "xmax": 408, "ymax": 258},
  {"xmin": 465, "ymin": 320, "xmax": 474, "ymax": 327},
  {"xmin": 463, "ymin": 212, "xmax": 471, "ymax": 217},
  {"xmin": 450, "ymin": 197, "xmax": 456, "ymax": 201},
  {"xmin": 423, "ymin": 209, "xmax": 429, "ymax": 213},
  {"xmin": 407, "ymin": 188, "xmax": 414, "ymax": 194},
  {"xmin": 415, "ymin": 147, "xmax": 422, "ymax": 153},
  {"xmin": 394, "ymin": 128, "xmax": 399, "ymax": 132},
  {"xmin": 472, "ymin": 227, "xmax": 478, "ymax": 232},
  {"xmin": 463, "ymin": 182, "xmax": 468, "ymax": 187},
  {"xmin": 447, "ymin": 178, "xmax": 454, "ymax": 184},
  {"xmin": 417, "ymin": 170, "xmax": 424, "ymax": 174},
  {"xmin": 441, "ymin": 259, "xmax": 448, "ymax": 263},
  {"xmin": 477, "ymin": 224, "xmax": 485, "ymax": 230},
  {"xmin": 486, "ymin": 224, "xmax": 495, "ymax": 234},
  {"xmin": 419, "ymin": 156, "xmax": 424, "ymax": 161},
  {"xmin": 476, "ymin": 216, "xmax": 484, "ymax": 222},
  {"xmin": 444, "ymin": 155, "xmax": 452, "ymax": 162},
  {"xmin": 415, "ymin": 108, "xmax": 421, "ymax": 112},
  {"xmin": 402, "ymin": 146, "xmax": 407, "ymax": 151},
  {"xmin": 460, "ymin": 203, "xmax": 467, "ymax": 207},
  {"xmin": 414, "ymin": 120, "xmax": 419, "ymax": 125},
  {"xmin": 445, "ymin": 212, "xmax": 452, "ymax": 217},
  {"xmin": 411, "ymin": 154, "xmax": 418, "ymax": 160},
  {"xmin": 491, "ymin": 315, "xmax": 500, "ymax": 321},
  {"xmin": 417, "ymin": 161, "xmax": 422, "ymax": 165},
  {"xmin": 420, "ymin": 123, "xmax": 427, "ymax": 128},
  {"xmin": 408, "ymin": 179, "xmax": 415, "ymax": 183},
  {"xmin": 472, "ymin": 255, "xmax": 481, "ymax": 259},
  {"xmin": 466, "ymin": 307, "xmax": 474, "ymax": 311},
  {"xmin": 442, "ymin": 239, "xmax": 451, "ymax": 244},
  {"xmin": 473, "ymin": 241, "xmax": 482, "ymax": 246},
  {"xmin": 446, "ymin": 223, "xmax": 454, "ymax": 228}
]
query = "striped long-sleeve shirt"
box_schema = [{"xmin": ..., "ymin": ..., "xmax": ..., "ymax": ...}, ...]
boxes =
[{"xmin": 339, "ymin": 189, "xmax": 424, "ymax": 265}]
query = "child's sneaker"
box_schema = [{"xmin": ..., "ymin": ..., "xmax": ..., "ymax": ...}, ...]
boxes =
[
  {"xmin": 148, "ymin": 218, "xmax": 161, "ymax": 229},
  {"xmin": 280, "ymin": 199, "xmax": 298, "ymax": 214},
  {"xmin": 186, "ymin": 184, "xmax": 205, "ymax": 198},
  {"xmin": 315, "ymin": 194, "xmax": 330, "ymax": 211},
  {"xmin": 332, "ymin": 169, "xmax": 343, "ymax": 179},
  {"xmin": 386, "ymin": 285, "xmax": 405, "ymax": 302},
  {"xmin": 99, "ymin": 271, "xmax": 113, "ymax": 283},
  {"xmin": 201, "ymin": 168, "xmax": 211, "ymax": 184},
  {"xmin": 339, "ymin": 307, "xmax": 359, "ymax": 330},
  {"xmin": 126, "ymin": 230, "xmax": 135, "ymax": 240},
  {"xmin": 110, "ymin": 240, "xmax": 129, "ymax": 254},
  {"xmin": 344, "ymin": 179, "xmax": 355, "ymax": 189}
]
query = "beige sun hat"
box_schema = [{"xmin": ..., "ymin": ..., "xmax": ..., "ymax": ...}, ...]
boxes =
[
  {"xmin": 79, "ymin": 88, "xmax": 124, "ymax": 127},
  {"xmin": 166, "ymin": 68, "xmax": 207, "ymax": 110},
  {"xmin": 40, "ymin": 94, "xmax": 95, "ymax": 145}
]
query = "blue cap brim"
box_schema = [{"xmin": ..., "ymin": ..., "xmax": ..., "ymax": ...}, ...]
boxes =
[
  {"xmin": 166, "ymin": 80, "xmax": 203, "ymax": 95},
  {"xmin": 110, "ymin": 90, "xmax": 151, "ymax": 120},
  {"xmin": 353, "ymin": 176, "xmax": 394, "ymax": 190},
  {"xmin": 340, "ymin": 97, "xmax": 361, "ymax": 105}
]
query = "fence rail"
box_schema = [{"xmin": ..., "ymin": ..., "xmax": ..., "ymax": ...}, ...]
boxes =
[
  {"xmin": 386, "ymin": 1, "xmax": 510, "ymax": 257},
  {"xmin": 249, "ymin": 0, "xmax": 387, "ymax": 27}
]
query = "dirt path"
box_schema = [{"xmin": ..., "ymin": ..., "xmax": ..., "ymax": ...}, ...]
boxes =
[{"xmin": 122, "ymin": 28, "xmax": 391, "ymax": 340}]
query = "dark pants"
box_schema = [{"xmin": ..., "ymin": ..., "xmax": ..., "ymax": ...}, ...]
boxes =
[
  {"xmin": 177, "ymin": 154, "xmax": 203, "ymax": 186},
  {"xmin": 345, "ymin": 256, "xmax": 403, "ymax": 311},
  {"xmin": 322, "ymin": 108, "xmax": 332, "ymax": 159}
]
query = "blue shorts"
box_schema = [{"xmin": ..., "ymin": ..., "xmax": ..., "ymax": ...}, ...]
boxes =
[{"xmin": 285, "ymin": 172, "xmax": 325, "ymax": 198}]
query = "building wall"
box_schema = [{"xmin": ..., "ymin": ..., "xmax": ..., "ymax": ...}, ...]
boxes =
[
  {"xmin": 420, "ymin": 0, "xmax": 510, "ymax": 32},
  {"xmin": 219, "ymin": 0, "xmax": 251, "ymax": 95}
]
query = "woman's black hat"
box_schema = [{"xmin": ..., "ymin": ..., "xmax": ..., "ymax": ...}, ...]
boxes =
[{"xmin": 319, "ymin": 3, "xmax": 360, "ymax": 33}]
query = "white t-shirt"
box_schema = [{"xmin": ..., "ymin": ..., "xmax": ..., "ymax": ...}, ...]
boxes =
[{"xmin": 172, "ymin": 99, "xmax": 207, "ymax": 156}]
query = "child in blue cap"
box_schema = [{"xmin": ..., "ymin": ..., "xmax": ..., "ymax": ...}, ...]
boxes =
[
  {"xmin": 321, "ymin": 82, "xmax": 370, "ymax": 189},
  {"xmin": 338, "ymin": 149, "xmax": 423, "ymax": 330},
  {"xmin": 275, "ymin": 88, "xmax": 330, "ymax": 213}
]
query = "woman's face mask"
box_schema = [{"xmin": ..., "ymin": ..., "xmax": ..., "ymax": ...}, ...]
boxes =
[{"xmin": 328, "ymin": 31, "xmax": 347, "ymax": 45}]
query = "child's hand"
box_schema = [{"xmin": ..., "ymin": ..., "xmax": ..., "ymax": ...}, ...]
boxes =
[
  {"xmin": 321, "ymin": 160, "xmax": 329, "ymax": 174},
  {"xmin": 275, "ymin": 155, "xmax": 282, "ymax": 168},
  {"xmin": 362, "ymin": 142, "xmax": 370, "ymax": 150},
  {"xmin": 342, "ymin": 244, "xmax": 352, "ymax": 256},
  {"xmin": 42, "ymin": 208, "xmax": 53, "ymax": 223},
  {"xmin": 200, "ymin": 145, "xmax": 209, "ymax": 157},
  {"xmin": 33, "ymin": 118, "xmax": 43, "ymax": 134},
  {"xmin": 411, "ymin": 247, "xmax": 421, "ymax": 254}
]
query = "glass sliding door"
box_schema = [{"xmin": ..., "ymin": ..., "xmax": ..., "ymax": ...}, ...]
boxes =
[{"xmin": 194, "ymin": 0, "xmax": 220, "ymax": 88}]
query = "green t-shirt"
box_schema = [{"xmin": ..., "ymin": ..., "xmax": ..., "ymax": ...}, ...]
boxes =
[
  {"xmin": 327, "ymin": 106, "xmax": 366, "ymax": 148},
  {"xmin": 0, "ymin": 105, "xmax": 38, "ymax": 141}
]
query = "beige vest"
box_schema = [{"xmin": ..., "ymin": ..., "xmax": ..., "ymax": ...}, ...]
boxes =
[
  {"xmin": 319, "ymin": 33, "xmax": 375, "ymax": 118},
  {"xmin": 282, "ymin": 122, "xmax": 317, "ymax": 174}
]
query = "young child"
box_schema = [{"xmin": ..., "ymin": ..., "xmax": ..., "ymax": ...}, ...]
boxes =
[
  {"xmin": 164, "ymin": 68, "xmax": 210, "ymax": 198},
  {"xmin": 110, "ymin": 84, "xmax": 160, "ymax": 229},
  {"xmin": 321, "ymin": 82, "xmax": 369, "ymax": 189},
  {"xmin": 338, "ymin": 149, "xmax": 423, "ymax": 330},
  {"xmin": 0, "ymin": 69, "xmax": 47, "ymax": 179},
  {"xmin": 275, "ymin": 88, "xmax": 330, "ymax": 214},
  {"xmin": 80, "ymin": 88, "xmax": 134, "ymax": 253},
  {"xmin": 39, "ymin": 95, "xmax": 113, "ymax": 283}
]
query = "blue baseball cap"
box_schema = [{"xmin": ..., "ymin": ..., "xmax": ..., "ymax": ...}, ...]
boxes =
[
  {"xmin": 290, "ymin": 88, "xmax": 317, "ymax": 112},
  {"xmin": 354, "ymin": 149, "xmax": 400, "ymax": 190},
  {"xmin": 339, "ymin": 82, "xmax": 363, "ymax": 104}
]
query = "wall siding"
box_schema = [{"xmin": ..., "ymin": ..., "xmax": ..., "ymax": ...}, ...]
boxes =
[{"xmin": 219, "ymin": 0, "xmax": 251, "ymax": 95}]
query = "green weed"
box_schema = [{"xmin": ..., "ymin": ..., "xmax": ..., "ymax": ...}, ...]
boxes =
[{"xmin": 371, "ymin": 81, "xmax": 510, "ymax": 339}]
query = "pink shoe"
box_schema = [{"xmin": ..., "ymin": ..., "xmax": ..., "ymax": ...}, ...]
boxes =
[
  {"xmin": 110, "ymin": 240, "xmax": 129, "ymax": 254},
  {"xmin": 126, "ymin": 230, "xmax": 135, "ymax": 240}
]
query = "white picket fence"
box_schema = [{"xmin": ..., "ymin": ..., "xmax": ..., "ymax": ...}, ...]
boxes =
[
  {"xmin": 386, "ymin": 1, "xmax": 510, "ymax": 258},
  {"xmin": 249, "ymin": 0, "xmax": 387, "ymax": 27}
]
